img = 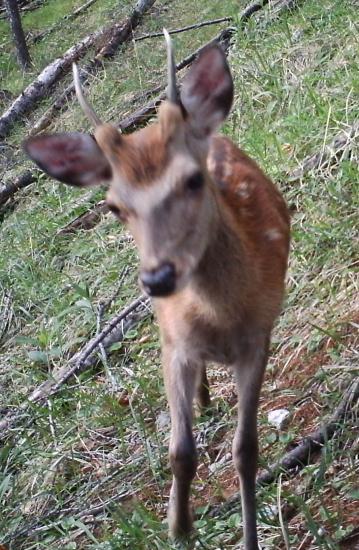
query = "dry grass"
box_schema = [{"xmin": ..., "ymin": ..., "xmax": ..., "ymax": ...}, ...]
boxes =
[{"xmin": 0, "ymin": 0, "xmax": 358, "ymax": 548}]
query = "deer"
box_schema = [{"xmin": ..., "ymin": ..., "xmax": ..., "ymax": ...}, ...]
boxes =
[{"xmin": 24, "ymin": 30, "xmax": 290, "ymax": 550}]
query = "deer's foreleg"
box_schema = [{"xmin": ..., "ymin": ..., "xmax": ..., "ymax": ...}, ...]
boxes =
[
  {"xmin": 196, "ymin": 364, "xmax": 211, "ymax": 411},
  {"xmin": 232, "ymin": 334, "xmax": 270, "ymax": 550},
  {"xmin": 163, "ymin": 346, "xmax": 200, "ymax": 539}
]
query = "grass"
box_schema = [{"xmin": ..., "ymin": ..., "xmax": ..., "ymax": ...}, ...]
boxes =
[
  {"xmin": 0, "ymin": 0, "xmax": 133, "ymax": 94},
  {"xmin": 0, "ymin": 0, "xmax": 358, "ymax": 548}
]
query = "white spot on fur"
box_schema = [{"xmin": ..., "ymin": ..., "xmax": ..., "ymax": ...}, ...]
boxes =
[
  {"xmin": 223, "ymin": 162, "xmax": 232, "ymax": 179},
  {"xmin": 207, "ymin": 156, "xmax": 216, "ymax": 173},
  {"xmin": 265, "ymin": 228, "xmax": 283, "ymax": 241},
  {"xmin": 236, "ymin": 180, "xmax": 252, "ymax": 199}
]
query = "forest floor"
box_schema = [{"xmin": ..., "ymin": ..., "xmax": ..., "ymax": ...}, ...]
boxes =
[{"xmin": 0, "ymin": 0, "xmax": 358, "ymax": 548}]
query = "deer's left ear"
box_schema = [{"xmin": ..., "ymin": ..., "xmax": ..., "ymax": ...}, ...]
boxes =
[
  {"xmin": 23, "ymin": 132, "xmax": 112, "ymax": 187},
  {"xmin": 180, "ymin": 45, "xmax": 233, "ymax": 138}
]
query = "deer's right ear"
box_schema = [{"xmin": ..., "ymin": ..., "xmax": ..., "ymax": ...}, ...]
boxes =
[
  {"xmin": 23, "ymin": 132, "xmax": 112, "ymax": 187},
  {"xmin": 180, "ymin": 45, "xmax": 233, "ymax": 138}
]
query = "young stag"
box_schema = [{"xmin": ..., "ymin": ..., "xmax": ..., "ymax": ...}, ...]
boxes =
[{"xmin": 24, "ymin": 32, "xmax": 290, "ymax": 549}]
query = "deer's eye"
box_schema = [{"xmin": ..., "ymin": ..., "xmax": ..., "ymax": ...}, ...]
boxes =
[
  {"xmin": 186, "ymin": 172, "xmax": 204, "ymax": 192},
  {"xmin": 107, "ymin": 202, "xmax": 127, "ymax": 222}
]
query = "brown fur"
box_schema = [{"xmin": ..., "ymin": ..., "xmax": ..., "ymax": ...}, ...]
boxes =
[
  {"xmin": 95, "ymin": 121, "xmax": 170, "ymax": 187},
  {"xmin": 98, "ymin": 108, "xmax": 290, "ymax": 550},
  {"xmin": 23, "ymin": 45, "xmax": 290, "ymax": 550}
]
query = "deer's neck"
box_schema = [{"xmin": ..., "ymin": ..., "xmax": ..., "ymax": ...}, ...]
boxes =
[{"xmin": 192, "ymin": 193, "xmax": 247, "ymax": 308}]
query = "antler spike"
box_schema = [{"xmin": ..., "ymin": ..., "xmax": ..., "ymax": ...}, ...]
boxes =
[
  {"xmin": 73, "ymin": 63, "xmax": 102, "ymax": 128},
  {"xmin": 163, "ymin": 28, "xmax": 180, "ymax": 104}
]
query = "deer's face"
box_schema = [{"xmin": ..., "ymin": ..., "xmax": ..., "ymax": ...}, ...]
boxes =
[
  {"xmin": 24, "ymin": 44, "xmax": 233, "ymax": 298},
  {"xmin": 99, "ymin": 106, "xmax": 217, "ymax": 296}
]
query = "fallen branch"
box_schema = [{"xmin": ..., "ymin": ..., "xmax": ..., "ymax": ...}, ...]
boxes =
[
  {"xmin": 0, "ymin": 0, "xmax": 279, "ymax": 203},
  {"xmin": 0, "ymin": 295, "xmax": 151, "ymax": 440},
  {"xmin": 0, "ymin": 0, "xmax": 42, "ymax": 19},
  {"xmin": 0, "ymin": 288, "xmax": 14, "ymax": 342},
  {"xmin": 290, "ymin": 122, "xmax": 359, "ymax": 181},
  {"xmin": 261, "ymin": 0, "xmax": 305, "ymax": 21},
  {"xmin": 4, "ymin": 465, "xmax": 147, "ymax": 544},
  {"xmin": 0, "ymin": 170, "xmax": 37, "ymax": 206},
  {"xmin": 30, "ymin": 0, "xmax": 100, "ymax": 44},
  {"xmin": 0, "ymin": 0, "xmax": 157, "ymax": 139},
  {"xmin": 258, "ymin": 378, "xmax": 359, "ymax": 485},
  {"xmin": 57, "ymin": 200, "xmax": 109, "ymax": 235},
  {"xmin": 239, "ymin": 0, "xmax": 270, "ymax": 24},
  {"xmin": 0, "ymin": 29, "xmax": 107, "ymax": 139},
  {"xmin": 2, "ymin": 26, "xmax": 232, "ymax": 208},
  {"xmin": 29, "ymin": 0, "xmax": 157, "ymax": 136},
  {"xmin": 119, "ymin": 26, "xmax": 234, "ymax": 131},
  {"xmin": 3, "ymin": 466, "xmax": 142, "ymax": 543},
  {"xmin": 209, "ymin": 377, "xmax": 359, "ymax": 518},
  {"xmin": 134, "ymin": 17, "xmax": 232, "ymax": 41}
]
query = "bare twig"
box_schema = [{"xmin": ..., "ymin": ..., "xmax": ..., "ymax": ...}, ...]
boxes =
[
  {"xmin": 0, "ymin": 170, "xmax": 37, "ymax": 206},
  {"xmin": 0, "ymin": 0, "xmax": 280, "ymax": 204},
  {"xmin": 262, "ymin": 0, "xmax": 306, "ymax": 20},
  {"xmin": 0, "ymin": 28, "xmax": 108, "ymax": 139},
  {"xmin": 257, "ymin": 378, "xmax": 359, "ymax": 485},
  {"xmin": 290, "ymin": 122, "xmax": 359, "ymax": 181},
  {"xmin": 30, "ymin": 0, "xmax": 100, "ymax": 43},
  {"xmin": 0, "ymin": 0, "xmax": 157, "ymax": 139},
  {"xmin": 239, "ymin": 0, "xmax": 270, "ymax": 24},
  {"xmin": 134, "ymin": 17, "xmax": 232, "ymax": 41},
  {"xmin": 96, "ymin": 266, "xmax": 130, "ymax": 391},
  {"xmin": 4, "ymin": 466, "xmax": 148, "ymax": 543},
  {"xmin": 34, "ymin": 295, "xmax": 150, "ymax": 396},
  {"xmin": 28, "ymin": 0, "xmax": 157, "ymax": 137},
  {"xmin": 97, "ymin": 266, "xmax": 130, "ymax": 323},
  {"xmin": 0, "ymin": 295, "xmax": 151, "ymax": 440},
  {"xmin": 0, "ymin": 288, "xmax": 14, "ymax": 341},
  {"xmin": 0, "ymin": 0, "xmax": 42, "ymax": 20},
  {"xmin": 209, "ymin": 378, "xmax": 359, "ymax": 518},
  {"xmin": 118, "ymin": 26, "xmax": 234, "ymax": 131},
  {"xmin": 56, "ymin": 200, "xmax": 109, "ymax": 235}
]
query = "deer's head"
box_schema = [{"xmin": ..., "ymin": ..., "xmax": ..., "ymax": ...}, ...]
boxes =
[{"xmin": 24, "ymin": 32, "xmax": 233, "ymax": 297}]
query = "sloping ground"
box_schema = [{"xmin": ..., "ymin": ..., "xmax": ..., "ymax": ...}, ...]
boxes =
[{"xmin": 0, "ymin": 0, "xmax": 358, "ymax": 548}]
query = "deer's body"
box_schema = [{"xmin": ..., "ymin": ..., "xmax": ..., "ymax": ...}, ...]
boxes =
[
  {"xmin": 24, "ymin": 37, "xmax": 290, "ymax": 549},
  {"xmin": 157, "ymin": 132, "xmax": 289, "ymax": 370}
]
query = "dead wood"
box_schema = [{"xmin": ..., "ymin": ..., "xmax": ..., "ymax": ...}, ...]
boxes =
[
  {"xmin": 290, "ymin": 122, "xmax": 359, "ymax": 181},
  {"xmin": 0, "ymin": 0, "xmax": 42, "ymax": 19},
  {"xmin": 239, "ymin": 0, "xmax": 270, "ymax": 24},
  {"xmin": 3, "ymin": 467, "xmax": 144, "ymax": 544},
  {"xmin": 119, "ymin": 26, "xmax": 234, "ymax": 131},
  {"xmin": 28, "ymin": 66, "xmax": 97, "ymax": 136},
  {"xmin": 0, "ymin": 169, "xmax": 37, "ymax": 206},
  {"xmin": 56, "ymin": 200, "xmax": 109, "ymax": 235},
  {"xmin": 134, "ymin": 17, "xmax": 232, "ymax": 41},
  {"xmin": 1, "ymin": 0, "xmax": 277, "ymax": 203},
  {"xmin": 0, "ymin": 0, "xmax": 157, "ymax": 139},
  {"xmin": 0, "ymin": 29, "xmax": 107, "ymax": 139},
  {"xmin": 29, "ymin": 0, "xmax": 157, "ymax": 136},
  {"xmin": 339, "ymin": 527, "xmax": 359, "ymax": 550},
  {"xmin": 30, "ymin": 0, "xmax": 100, "ymax": 44},
  {"xmin": 258, "ymin": 378, "xmax": 359, "ymax": 485},
  {"xmin": 209, "ymin": 378, "xmax": 359, "ymax": 518},
  {"xmin": 0, "ymin": 295, "xmax": 151, "ymax": 441},
  {"xmin": 262, "ymin": 0, "xmax": 305, "ymax": 20},
  {"xmin": 0, "ymin": 288, "xmax": 14, "ymax": 342}
]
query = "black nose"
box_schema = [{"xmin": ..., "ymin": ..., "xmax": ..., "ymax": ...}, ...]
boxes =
[{"xmin": 140, "ymin": 262, "xmax": 176, "ymax": 297}]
